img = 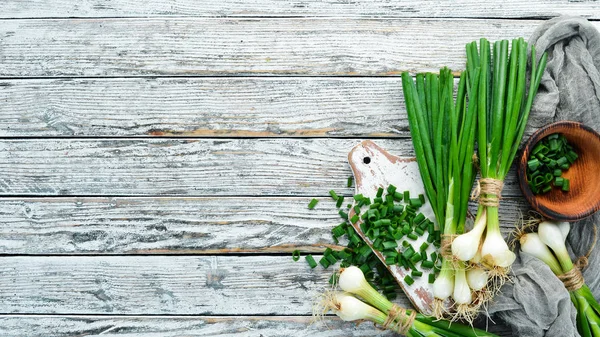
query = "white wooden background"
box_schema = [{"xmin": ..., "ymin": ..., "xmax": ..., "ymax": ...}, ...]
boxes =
[{"xmin": 1, "ymin": 1, "xmax": 599, "ymax": 336}]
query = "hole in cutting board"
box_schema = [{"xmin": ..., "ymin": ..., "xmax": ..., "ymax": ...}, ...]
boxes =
[{"xmin": 363, "ymin": 157, "xmax": 371, "ymax": 164}]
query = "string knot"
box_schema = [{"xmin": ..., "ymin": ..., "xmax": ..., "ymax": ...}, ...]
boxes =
[
  {"xmin": 383, "ymin": 305, "xmax": 416, "ymax": 334},
  {"xmin": 471, "ymin": 178, "xmax": 504, "ymax": 207},
  {"xmin": 440, "ymin": 234, "xmax": 457, "ymax": 259},
  {"xmin": 558, "ymin": 225, "xmax": 596, "ymax": 292},
  {"xmin": 558, "ymin": 266, "xmax": 585, "ymax": 292}
]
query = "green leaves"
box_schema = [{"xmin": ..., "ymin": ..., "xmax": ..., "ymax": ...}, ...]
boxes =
[
  {"xmin": 467, "ymin": 38, "xmax": 548, "ymax": 180},
  {"xmin": 401, "ymin": 68, "xmax": 477, "ymax": 235}
]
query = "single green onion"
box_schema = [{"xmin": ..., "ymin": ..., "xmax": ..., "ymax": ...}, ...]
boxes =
[{"xmin": 292, "ymin": 250, "xmax": 301, "ymax": 262}]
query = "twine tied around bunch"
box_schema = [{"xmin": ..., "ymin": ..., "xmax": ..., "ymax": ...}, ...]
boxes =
[
  {"xmin": 558, "ymin": 225, "xmax": 597, "ymax": 292},
  {"xmin": 471, "ymin": 178, "xmax": 504, "ymax": 207},
  {"xmin": 383, "ymin": 304, "xmax": 417, "ymax": 335},
  {"xmin": 440, "ymin": 234, "xmax": 457, "ymax": 259}
]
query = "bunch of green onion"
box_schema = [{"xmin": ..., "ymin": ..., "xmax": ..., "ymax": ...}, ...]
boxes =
[
  {"xmin": 401, "ymin": 66, "xmax": 484, "ymax": 318},
  {"xmin": 320, "ymin": 266, "xmax": 499, "ymax": 337},
  {"xmin": 519, "ymin": 221, "xmax": 600, "ymax": 337},
  {"xmin": 451, "ymin": 38, "xmax": 547, "ymax": 274}
]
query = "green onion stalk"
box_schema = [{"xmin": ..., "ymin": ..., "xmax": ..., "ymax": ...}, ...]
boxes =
[
  {"xmin": 451, "ymin": 38, "xmax": 548, "ymax": 278},
  {"xmin": 401, "ymin": 67, "xmax": 483, "ymax": 319},
  {"xmin": 319, "ymin": 266, "xmax": 499, "ymax": 337},
  {"xmin": 518, "ymin": 221, "xmax": 600, "ymax": 337}
]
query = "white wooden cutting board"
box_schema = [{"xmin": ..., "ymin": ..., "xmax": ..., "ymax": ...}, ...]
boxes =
[{"xmin": 348, "ymin": 140, "xmax": 436, "ymax": 314}]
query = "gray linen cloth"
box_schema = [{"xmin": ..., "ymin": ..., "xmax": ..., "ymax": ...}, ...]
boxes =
[{"xmin": 488, "ymin": 16, "xmax": 600, "ymax": 337}]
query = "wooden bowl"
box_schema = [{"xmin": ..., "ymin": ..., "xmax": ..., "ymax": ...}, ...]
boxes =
[{"xmin": 518, "ymin": 121, "xmax": 600, "ymax": 222}]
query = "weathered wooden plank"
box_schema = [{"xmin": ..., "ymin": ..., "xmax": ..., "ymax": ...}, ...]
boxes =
[
  {"xmin": 1, "ymin": 0, "xmax": 598, "ymax": 19},
  {"xmin": 0, "ymin": 77, "xmax": 405, "ymax": 138},
  {"xmin": 0, "ymin": 77, "xmax": 551, "ymax": 138},
  {"xmin": 2, "ymin": 19, "xmax": 599, "ymax": 77},
  {"xmin": 0, "ymin": 196, "xmax": 528, "ymax": 254},
  {"xmin": 0, "ymin": 315, "xmax": 513, "ymax": 337},
  {"xmin": 0, "ymin": 138, "xmax": 526, "ymax": 197},
  {"xmin": 0, "ymin": 255, "xmax": 411, "ymax": 315}
]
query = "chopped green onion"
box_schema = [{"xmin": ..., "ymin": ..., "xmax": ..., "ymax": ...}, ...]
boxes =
[
  {"xmin": 410, "ymin": 254, "xmax": 422, "ymax": 263},
  {"xmin": 347, "ymin": 176, "xmax": 353, "ymax": 187},
  {"xmin": 528, "ymin": 158, "xmax": 541, "ymax": 171},
  {"xmin": 404, "ymin": 275, "xmax": 415, "ymax": 285},
  {"xmin": 402, "ymin": 247, "xmax": 415, "ymax": 259},
  {"xmin": 335, "ymin": 195, "xmax": 344, "ymax": 208},
  {"xmin": 382, "ymin": 241, "xmax": 398, "ymax": 249},
  {"xmin": 421, "ymin": 260, "xmax": 435, "ymax": 269},
  {"xmin": 319, "ymin": 256, "xmax": 330, "ymax": 268},
  {"xmin": 428, "ymin": 273, "xmax": 436, "ymax": 283},
  {"xmin": 555, "ymin": 177, "xmax": 564, "ymax": 187},
  {"xmin": 292, "ymin": 250, "xmax": 301, "ymax": 262},
  {"xmin": 409, "ymin": 198, "xmax": 423, "ymax": 207},
  {"xmin": 329, "ymin": 190, "xmax": 339, "ymax": 200},
  {"xmin": 325, "ymin": 253, "xmax": 338, "ymax": 265},
  {"xmin": 305, "ymin": 255, "xmax": 317, "ymax": 268},
  {"xmin": 562, "ymin": 179, "xmax": 570, "ymax": 191},
  {"xmin": 308, "ymin": 198, "xmax": 319, "ymax": 209}
]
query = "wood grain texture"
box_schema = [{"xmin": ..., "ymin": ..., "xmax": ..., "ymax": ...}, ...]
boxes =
[
  {"xmin": 3, "ymin": 18, "xmax": 599, "ymax": 77},
  {"xmin": 0, "ymin": 316, "xmax": 395, "ymax": 337},
  {"xmin": 0, "ymin": 77, "xmax": 551, "ymax": 138},
  {"xmin": 0, "ymin": 315, "xmax": 513, "ymax": 337},
  {"xmin": 0, "ymin": 138, "xmax": 525, "ymax": 197},
  {"xmin": 0, "ymin": 255, "xmax": 413, "ymax": 315},
  {"xmin": 0, "ymin": 77, "xmax": 405, "ymax": 138},
  {"xmin": 0, "ymin": 196, "xmax": 528, "ymax": 255},
  {"xmin": 1, "ymin": 0, "xmax": 598, "ymax": 19}
]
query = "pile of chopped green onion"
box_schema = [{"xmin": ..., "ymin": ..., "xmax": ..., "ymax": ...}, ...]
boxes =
[
  {"xmin": 296, "ymin": 179, "xmax": 439, "ymax": 300},
  {"xmin": 527, "ymin": 133, "xmax": 578, "ymax": 194}
]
